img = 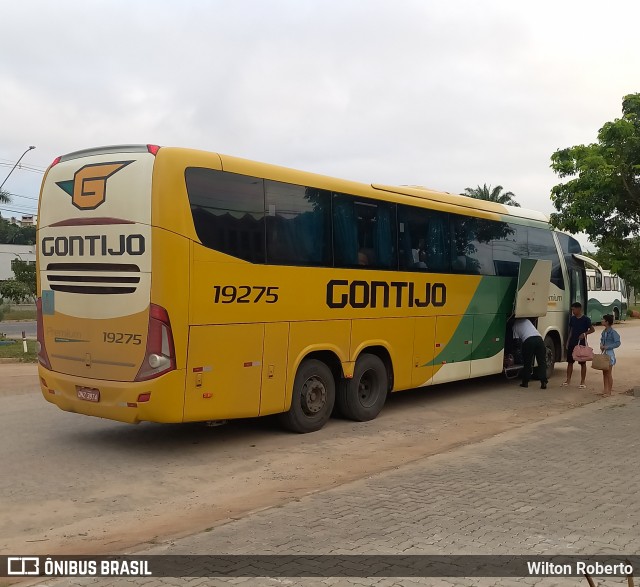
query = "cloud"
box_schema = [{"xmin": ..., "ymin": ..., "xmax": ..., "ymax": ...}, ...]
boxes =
[{"xmin": 1, "ymin": 0, "xmax": 639, "ymax": 232}]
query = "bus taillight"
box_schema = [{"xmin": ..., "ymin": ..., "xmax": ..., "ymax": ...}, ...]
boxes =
[
  {"xmin": 36, "ymin": 298, "xmax": 52, "ymax": 369},
  {"xmin": 135, "ymin": 303, "xmax": 176, "ymax": 381}
]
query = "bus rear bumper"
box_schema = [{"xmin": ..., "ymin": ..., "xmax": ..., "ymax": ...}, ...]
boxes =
[{"xmin": 38, "ymin": 366, "xmax": 186, "ymax": 424}]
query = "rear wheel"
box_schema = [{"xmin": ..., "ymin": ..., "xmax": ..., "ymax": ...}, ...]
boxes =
[
  {"xmin": 614, "ymin": 307, "xmax": 620, "ymax": 322},
  {"xmin": 337, "ymin": 353, "xmax": 387, "ymax": 421},
  {"xmin": 544, "ymin": 335, "xmax": 556, "ymax": 381},
  {"xmin": 279, "ymin": 359, "xmax": 335, "ymax": 433}
]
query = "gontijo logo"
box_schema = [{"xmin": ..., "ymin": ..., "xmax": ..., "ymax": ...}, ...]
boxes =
[{"xmin": 56, "ymin": 161, "xmax": 134, "ymax": 210}]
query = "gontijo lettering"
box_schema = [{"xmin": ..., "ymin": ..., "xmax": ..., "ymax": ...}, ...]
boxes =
[
  {"xmin": 327, "ymin": 279, "xmax": 446, "ymax": 309},
  {"xmin": 41, "ymin": 234, "xmax": 145, "ymax": 256}
]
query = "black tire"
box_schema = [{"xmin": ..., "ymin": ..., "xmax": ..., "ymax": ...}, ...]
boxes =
[
  {"xmin": 279, "ymin": 359, "xmax": 335, "ymax": 433},
  {"xmin": 336, "ymin": 353, "xmax": 387, "ymax": 422},
  {"xmin": 544, "ymin": 335, "xmax": 555, "ymax": 381},
  {"xmin": 614, "ymin": 308, "xmax": 620, "ymax": 322}
]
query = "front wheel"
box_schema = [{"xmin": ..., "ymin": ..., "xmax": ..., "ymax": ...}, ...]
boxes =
[
  {"xmin": 337, "ymin": 353, "xmax": 387, "ymax": 421},
  {"xmin": 279, "ymin": 359, "xmax": 335, "ymax": 433},
  {"xmin": 544, "ymin": 335, "xmax": 556, "ymax": 381}
]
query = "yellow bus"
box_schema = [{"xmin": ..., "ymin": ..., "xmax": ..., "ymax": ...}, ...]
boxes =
[{"xmin": 36, "ymin": 145, "xmax": 587, "ymax": 432}]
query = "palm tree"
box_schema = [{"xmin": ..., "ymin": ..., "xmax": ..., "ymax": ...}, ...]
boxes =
[
  {"xmin": 0, "ymin": 189, "xmax": 10, "ymax": 205},
  {"xmin": 462, "ymin": 184, "xmax": 520, "ymax": 207}
]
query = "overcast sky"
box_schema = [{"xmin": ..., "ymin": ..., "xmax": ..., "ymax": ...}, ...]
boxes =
[{"xmin": 1, "ymin": 0, "xmax": 638, "ymax": 249}]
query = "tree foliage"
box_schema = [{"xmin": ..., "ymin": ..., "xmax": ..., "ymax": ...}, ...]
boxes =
[
  {"xmin": 0, "ymin": 218, "xmax": 36, "ymax": 244},
  {"xmin": 0, "ymin": 279, "xmax": 32, "ymax": 304},
  {"xmin": 550, "ymin": 93, "xmax": 640, "ymax": 293},
  {"xmin": 0, "ymin": 260, "xmax": 36, "ymax": 304},
  {"xmin": 587, "ymin": 239, "xmax": 640, "ymax": 294},
  {"xmin": 462, "ymin": 184, "xmax": 520, "ymax": 207},
  {"xmin": 0, "ymin": 189, "xmax": 10, "ymax": 205},
  {"xmin": 551, "ymin": 93, "xmax": 640, "ymax": 241}
]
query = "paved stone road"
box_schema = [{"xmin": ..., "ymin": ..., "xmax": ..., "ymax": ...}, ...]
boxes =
[{"xmin": 33, "ymin": 396, "xmax": 640, "ymax": 587}]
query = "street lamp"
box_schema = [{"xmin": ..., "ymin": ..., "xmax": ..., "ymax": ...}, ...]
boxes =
[{"xmin": 0, "ymin": 146, "xmax": 36, "ymax": 191}]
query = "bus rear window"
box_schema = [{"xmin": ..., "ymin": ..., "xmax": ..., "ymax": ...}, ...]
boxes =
[{"xmin": 186, "ymin": 167, "xmax": 265, "ymax": 263}]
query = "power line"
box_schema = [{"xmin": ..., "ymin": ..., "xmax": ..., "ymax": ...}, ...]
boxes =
[
  {"xmin": 0, "ymin": 162, "xmax": 45, "ymax": 175},
  {"xmin": 0, "ymin": 209, "xmax": 38, "ymax": 217},
  {"xmin": 5, "ymin": 191, "xmax": 39, "ymax": 201},
  {"xmin": 0, "ymin": 158, "xmax": 47, "ymax": 172}
]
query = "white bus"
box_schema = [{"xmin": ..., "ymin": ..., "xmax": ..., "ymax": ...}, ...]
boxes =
[{"xmin": 586, "ymin": 267, "xmax": 628, "ymax": 323}]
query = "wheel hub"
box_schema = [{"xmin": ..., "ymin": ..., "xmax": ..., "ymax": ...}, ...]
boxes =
[
  {"xmin": 358, "ymin": 369, "xmax": 377, "ymax": 407},
  {"xmin": 301, "ymin": 376, "xmax": 326, "ymax": 416}
]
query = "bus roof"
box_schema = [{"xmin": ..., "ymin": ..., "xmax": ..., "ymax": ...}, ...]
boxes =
[
  {"xmin": 373, "ymin": 184, "xmax": 550, "ymax": 223},
  {"xmin": 52, "ymin": 144, "xmax": 551, "ymax": 225}
]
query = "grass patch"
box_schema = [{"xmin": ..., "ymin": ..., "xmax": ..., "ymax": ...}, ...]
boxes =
[
  {"xmin": 0, "ymin": 308, "xmax": 37, "ymax": 321},
  {"xmin": 0, "ymin": 339, "xmax": 38, "ymax": 362}
]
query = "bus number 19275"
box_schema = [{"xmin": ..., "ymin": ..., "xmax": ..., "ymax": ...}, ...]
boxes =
[{"xmin": 213, "ymin": 285, "xmax": 279, "ymax": 304}]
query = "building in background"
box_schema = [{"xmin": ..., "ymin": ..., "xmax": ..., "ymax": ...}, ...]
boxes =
[
  {"xmin": 9, "ymin": 215, "xmax": 36, "ymax": 227},
  {"xmin": 0, "ymin": 244, "xmax": 36, "ymax": 280}
]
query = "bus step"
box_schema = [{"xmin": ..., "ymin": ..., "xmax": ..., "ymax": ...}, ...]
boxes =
[
  {"xmin": 504, "ymin": 365, "xmax": 524, "ymax": 380},
  {"xmin": 205, "ymin": 420, "xmax": 228, "ymax": 428}
]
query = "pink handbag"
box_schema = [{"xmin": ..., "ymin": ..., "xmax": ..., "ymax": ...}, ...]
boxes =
[{"xmin": 573, "ymin": 339, "xmax": 594, "ymax": 362}]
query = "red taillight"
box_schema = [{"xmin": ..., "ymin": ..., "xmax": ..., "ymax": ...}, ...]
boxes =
[
  {"xmin": 50, "ymin": 156, "xmax": 62, "ymax": 167},
  {"xmin": 147, "ymin": 144, "xmax": 161, "ymax": 156},
  {"xmin": 36, "ymin": 298, "xmax": 52, "ymax": 369},
  {"xmin": 135, "ymin": 303, "xmax": 176, "ymax": 381},
  {"xmin": 137, "ymin": 392, "xmax": 151, "ymax": 403}
]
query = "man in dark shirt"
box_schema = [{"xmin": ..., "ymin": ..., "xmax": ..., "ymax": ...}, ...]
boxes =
[{"xmin": 563, "ymin": 302, "xmax": 595, "ymax": 388}]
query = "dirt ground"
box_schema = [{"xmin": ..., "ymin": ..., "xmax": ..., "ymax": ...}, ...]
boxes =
[{"xmin": 1, "ymin": 321, "xmax": 638, "ymax": 560}]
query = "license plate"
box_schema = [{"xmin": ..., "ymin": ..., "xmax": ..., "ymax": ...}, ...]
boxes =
[{"xmin": 77, "ymin": 387, "xmax": 100, "ymax": 402}]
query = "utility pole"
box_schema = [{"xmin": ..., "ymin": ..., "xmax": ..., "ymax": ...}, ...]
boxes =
[{"xmin": 0, "ymin": 146, "xmax": 36, "ymax": 191}]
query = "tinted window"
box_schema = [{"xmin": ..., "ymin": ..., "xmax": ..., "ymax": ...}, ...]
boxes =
[
  {"xmin": 265, "ymin": 181, "xmax": 331, "ymax": 266},
  {"xmin": 595, "ymin": 271, "xmax": 602, "ymax": 290},
  {"xmin": 398, "ymin": 205, "xmax": 450, "ymax": 272},
  {"xmin": 333, "ymin": 194, "xmax": 397, "ymax": 269},
  {"xmin": 604, "ymin": 276, "xmax": 612, "ymax": 291},
  {"xmin": 528, "ymin": 227, "xmax": 564, "ymax": 289},
  {"xmin": 556, "ymin": 232, "xmax": 582, "ymax": 255},
  {"xmin": 571, "ymin": 267, "xmax": 586, "ymax": 306},
  {"xmin": 186, "ymin": 168, "xmax": 265, "ymax": 263},
  {"xmin": 491, "ymin": 223, "xmax": 521, "ymax": 277},
  {"xmin": 450, "ymin": 216, "xmax": 495, "ymax": 275}
]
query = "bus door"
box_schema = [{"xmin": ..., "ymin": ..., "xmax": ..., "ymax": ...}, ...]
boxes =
[
  {"xmin": 569, "ymin": 254, "xmax": 594, "ymax": 310},
  {"xmin": 513, "ymin": 258, "xmax": 552, "ymax": 318}
]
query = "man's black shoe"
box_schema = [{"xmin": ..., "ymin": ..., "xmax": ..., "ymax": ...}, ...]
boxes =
[
  {"xmin": 519, "ymin": 383, "xmax": 528, "ymax": 388},
  {"xmin": 541, "ymin": 382, "xmax": 547, "ymax": 389}
]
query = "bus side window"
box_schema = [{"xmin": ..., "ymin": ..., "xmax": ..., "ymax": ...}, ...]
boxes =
[
  {"xmin": 333, "ymin": 194, "xmax": 397, "ymax": 270},
  {"xmin": 491, "ymin": 223, "xmax": 519, "ymax": 277},
  {"xmin": 398, "ymin": 205, "xmax": 450, "ymax": 273},
  {"xmin": 604, "ymin": 276, "xmax": 612, "ymax": 291},
  {"xmin": 186, "ymin": 168, "xmax": 266, "ymax": 264},
  {"xmin": 265, "ymin": 182, "xmax": 331, "ymax": 266},
  {"xmin": 529, "ymin": 227, "xmax": 564, "ymax": 289},
  {"xmin": 595, "ymin": 272, "xmax": 602, "ymax": 290}
]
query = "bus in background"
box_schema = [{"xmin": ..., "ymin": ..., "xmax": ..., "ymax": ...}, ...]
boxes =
[
  {"xmin": 586, "ymin": 267, "xmax": 628, "ymax": 323},
  {"xmin": 36, "ymin": 145, "xmax": 588, "ymax": 433}
]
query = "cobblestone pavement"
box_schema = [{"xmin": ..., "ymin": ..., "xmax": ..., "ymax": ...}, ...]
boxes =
[{"xmin": 32, "ymin": 396, "xmax": 640, "ymax": 587}]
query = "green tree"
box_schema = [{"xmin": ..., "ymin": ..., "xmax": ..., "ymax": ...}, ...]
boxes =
[
  {"xmin": 0, "ymin": 189, "xmax": 10, "ymax": 205},
  {"xmin": 462, "ymin": 184, "xmax": 520, "ymax": 207},
  {"xmin": 0, "ymin": 218, "xmax": 36, "ymax": 244},
  {"xmin": 550, "ymin": 93, "xmax": 640, "ymax": 243},
  {"xmin": 0, "ymin": 279, "xmax": 32, "ymax": 304},
  {"xmin": 12, "ymin": 260, "xmax": 36, "ymax": 297},
  {"xmin": 586, "ymin": 239, "xmax": 640, "ymax": 294},
  {"xmin": 550, "ymin": 93, "xmax": 640, "ymax": 294}
]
